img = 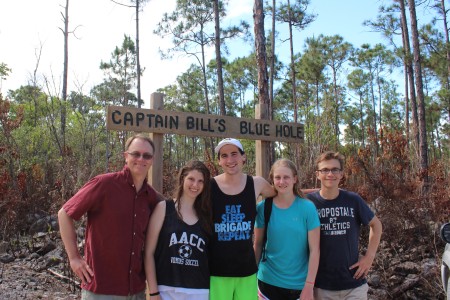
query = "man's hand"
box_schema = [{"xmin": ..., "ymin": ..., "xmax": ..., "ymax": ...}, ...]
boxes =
[
  {"xmin": 349, "ymin": 253, "xmax": 375, "ymax": 279},
  {"xmin": 69, "ymin": 256, "xmax": 94, "ymax": 285}
]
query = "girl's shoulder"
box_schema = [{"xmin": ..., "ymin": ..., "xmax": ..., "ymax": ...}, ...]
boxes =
[{"xmin": 295, "ymin": 196, "xmax": 316, "ymax": 207}]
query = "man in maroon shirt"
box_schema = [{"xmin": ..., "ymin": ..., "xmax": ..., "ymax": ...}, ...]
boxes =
[{"xmin": 58, "ymin": 134, "xmax": 159, "ymax": 299}]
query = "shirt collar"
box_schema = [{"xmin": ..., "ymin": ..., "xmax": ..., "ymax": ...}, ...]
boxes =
[{"xmin": 122, "ymin": 165, "xmax": 150, "ymax": 194}]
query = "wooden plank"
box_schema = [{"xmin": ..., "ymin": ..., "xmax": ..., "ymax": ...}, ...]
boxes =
[
  {"xmin": 107, "ymin": 105, "xmax": 304, "ymax": 143},
  {"xmin": 255, "ymin": 103, "xmax": 271, "ymax": 179},
  {"xmin": 148, "ymin": 93, "xmax": 164, "ymax": 193}
]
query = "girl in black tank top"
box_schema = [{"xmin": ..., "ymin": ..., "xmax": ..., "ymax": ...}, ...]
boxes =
[{"xmin": 145, "ymin": 161, "xmax": 213, "ymax": 300}]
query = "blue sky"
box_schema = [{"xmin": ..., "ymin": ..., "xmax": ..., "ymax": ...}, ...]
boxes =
[
  {"xmin": 301, "ymin": 0, "xmax": 385, "ymax": 47},
  {"xmin": 223, "ymin": 0, "xmax": 389, "ymax": 66},
  {"xmin": 0, "ymin": 0, "xmax": 434, "ymax": 104}
]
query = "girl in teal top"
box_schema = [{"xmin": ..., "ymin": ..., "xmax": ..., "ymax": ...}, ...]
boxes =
[{"xmin": 254, "ymin": 159, "xmax": 320, "ymax": 300}]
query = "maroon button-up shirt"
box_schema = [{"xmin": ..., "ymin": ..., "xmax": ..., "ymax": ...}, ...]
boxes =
[{"xmin": 63, "ymin": 166, "xmax": 158, "ymax": 296}]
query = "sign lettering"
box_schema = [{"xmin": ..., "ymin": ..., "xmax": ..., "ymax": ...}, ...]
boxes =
[{"xmin": 107, "ymin": 106, "xmax": 304, "ymax": 143}]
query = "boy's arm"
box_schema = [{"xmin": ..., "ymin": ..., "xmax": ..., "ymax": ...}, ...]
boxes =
[
  {"xmin": 301, "ymin": 188, "xmax": 319, "ymax": 194},
  {"xmin": 350, "ymin": 215, "xmax": 382, "ymax": 279},
  {"xmin": 253, "ymin": 176, "xmax": 276, "ymax": 200}
]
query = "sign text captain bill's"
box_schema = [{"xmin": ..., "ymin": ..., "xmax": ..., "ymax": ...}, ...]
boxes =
[{"xmin": 107, "ymin": 105, "xmax": 304, "ymax": 143}]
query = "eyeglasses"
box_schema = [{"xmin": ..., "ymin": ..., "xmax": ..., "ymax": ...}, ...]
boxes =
[
  {"xmin": 317, "ymin": 168, "xmax": 342, "ymax": 175},
  {"xmin": 126, "ymin": 151, "xmax": 154, "ymax": 160}
]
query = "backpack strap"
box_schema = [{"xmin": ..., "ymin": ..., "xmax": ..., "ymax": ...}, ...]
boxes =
[{"xmin": 261, "ymin": 197, "xmax": 273, "ymax": 262}]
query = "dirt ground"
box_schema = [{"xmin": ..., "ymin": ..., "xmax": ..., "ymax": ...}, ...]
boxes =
[{"xmin": 0, "ymin": 260, "xmax": 79, "ymax": 299}]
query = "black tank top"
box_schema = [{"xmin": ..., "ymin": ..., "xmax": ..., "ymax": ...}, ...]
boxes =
[
  {"xmin": 210, "ymin": 175, "xmax": 257, "ymax": 276},
  {"xmin": 155, "ymin": 200, "xmax": 210, "ymax": 289}
]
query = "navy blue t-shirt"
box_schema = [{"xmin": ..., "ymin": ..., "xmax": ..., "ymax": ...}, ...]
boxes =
[{"xmin": 307, "ymin": 189, "xmax": 374, "ymax": 290}]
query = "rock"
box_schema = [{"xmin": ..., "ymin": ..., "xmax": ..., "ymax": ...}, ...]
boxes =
[
  {"xmin": 76, "ymin": 226, "xmax": 86, "ymax": 239},
  {"xmin": 421, "ymin": 258, "xmax": 438, "ymax": 277},
  {"xmin": 389, "ymin": 274, "xmax": 404, "ymax": 285},
  {"xmin": 391, "ymin": 274, "xmax": 420, "ymax": 297},
  {"xmin": 29, "ymin": 216, "xmax": 58, "ymax": 234},
  {"xmin": 389, "ymin": 256, "xmax": 402, "ymax": 266},
  {"xmin": 44, "ymin": 247, "xmax": 64, "ymax": 259},
  {"xmin": 394, "ymin": 261, "xmax": 420, "ymax": 275},
  {"xmin": 27, "ymin": 252, "xmax": 40, "ymax": 261},
  {"xmin": 34, "ymin": 232, "xmax": 48, "ymax": 238},
  {"xmin": 44, "ymin": 248, "xmax": 64, "ymax": 267},
  {"xmin": 0, "ymin": 254, "xmax": 15, "ymax": 263},
  {"xmin": 36, "ymin": 240, "xmax": 56, "ymax": 256},
  {"xmin": 0, "ymin": 241, "xmax": 9, "ymax": 253},
  {"xmin": 26, "ymin": 212, "xmax": 46, "ymax": 226},
  {"xmin": 368, "ymin": 273, "xmax": 382, "ymax": 287},
  {"xmin": 45, "ymin": 256, "xmax": 62, "ymax": 268},
  {"xmin": 369, "ymin": 289, "xmax": 389, "ymax": 300}
]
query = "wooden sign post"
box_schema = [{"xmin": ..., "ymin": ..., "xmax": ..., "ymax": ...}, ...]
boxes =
[
  {"xmin": 255, "ymin": 103, "xmax": 270, "ymax": 179},
  {"xmin": 106, "ymin": 93, "xmax": 304, "ymax": 191},
  {"xmin": 148, "ymin": 93, "xmax": 164, "ymax": 193}
]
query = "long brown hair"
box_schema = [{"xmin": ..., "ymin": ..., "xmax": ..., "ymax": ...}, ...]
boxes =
[
  {"xmin": 269, "ymin": 158, "xmax": 305, "ymax": 198},
  {"xmin": 174, "ymin": 160, "xmax": 212, "ymax": 234}
]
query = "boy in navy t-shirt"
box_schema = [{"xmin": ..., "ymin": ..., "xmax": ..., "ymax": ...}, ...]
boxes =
[{"xmin": 307, "ymin": 151, "xmax": 382, "ymax": 300}]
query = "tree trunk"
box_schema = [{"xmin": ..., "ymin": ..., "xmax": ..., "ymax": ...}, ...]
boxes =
[
  {"xmin": 213, "ymin": 0, "xmax": 226, "ymax": 115},
  {"xmin": 359, "ymin": 93, "xmax": 365, "ymax": 147},
  {"xmin": 440, "ymin": 0, "xmax": 450, "ymax": 122},
  {"xmin": 287, "ymin": 0, "xmax": 298, "ymax": 124},
  {"xmin": 200, "ymin": 40, "xmax": 211, "ymax": 114},
  {"xmin": 199, "ymin": 36, "xmax": 215, "ymax": 160},
  {"xmin": 332, "ymin": 68, "xmax": 339, "ymax": 148},
  {"xmin": 254, "ymin": 0, "xmax": 272, "ymax": 177},
  {"xmin": 61, "ymin": 0, "xmax": 69, "ymax": 153},
  {"xmin": 403, "ymin": 64, "xmax": 409, "ymax": 149},
  {"xmin": 254, "ymin": 0, "xmax": 270, "ymax": 105},
  {"xmin": 369, "ymin": 71, "xmax": 378, "ymax": 157},
  {"xmin": 377, "ymin": 75, "xmax": 382, "ymax": 149},
  {"xmin": 399, "ymin": 0, "xmax": 419, "ymax": 155},
  {"xmin": 136, "ymin": 0, "xmax": 142, "ymax": 108},
  {"xmin": 407, "ymin": 0, "xmax": 429, "ymax": 188},
  {"xmin": 269, "ymin": 0, "xmax": 276, "ymax": 115},
  {"xmin": 269, "ymin": 0, "xmax": 276, "ymax": 165}
]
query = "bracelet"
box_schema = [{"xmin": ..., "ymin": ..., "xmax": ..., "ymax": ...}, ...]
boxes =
[
  {"xmin": 306, "ymin": 281, "xmax": 315, "ymax": 285},
  {"xmin": 149, "ymin": 291, "xmax": 160, "ymax": 296}
]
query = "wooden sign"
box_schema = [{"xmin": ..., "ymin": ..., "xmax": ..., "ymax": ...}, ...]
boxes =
[{"xmin": 107, "ymin": 105, "xmax": 304, "ymax": 143}]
